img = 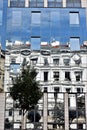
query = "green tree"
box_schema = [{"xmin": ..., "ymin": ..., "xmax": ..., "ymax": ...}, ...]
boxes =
[{"xmin": 9, "ymin": 65, "xmax": 42, "ymax": 129}]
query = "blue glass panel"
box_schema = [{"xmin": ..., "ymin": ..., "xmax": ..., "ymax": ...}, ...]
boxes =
[
  {"xmin": 31, "ymin": 26, "xmax": 40, "ymax": 36},
  {"xmin": 31, "ymin": 12, "xmax": 41, "ymax": 24},
  {"xmin": 0, "ymin": 11, "xmax": 2, "ymax": 25},
  {"xmin": 31, "ymin": 37, "xmax": 40, "ymax": 50},
  {"xmin": 10, "ymin": 0, "xmax": 25, "ymax": 7},
  {"xmin": 12, "ymin": 11, "xmax": 22, "ymax": 26},
  {"xmin": 70, "ymin": 12, "xmax": 79, "ymax": 25},
  {"xmin": 70, "ymin": 38, "xmax": 80, "ymax": 50}
]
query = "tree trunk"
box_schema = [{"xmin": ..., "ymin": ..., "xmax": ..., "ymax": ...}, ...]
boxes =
[{"xmin": 21, "ymin": 110, "xmax": 27, "ymax": 129}]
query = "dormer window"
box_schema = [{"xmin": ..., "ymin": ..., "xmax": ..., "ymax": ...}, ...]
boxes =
[
  {"xmin": 63, "ymin": 59, "xmax": 70, "ymax": 66},
  {"xmin": 53, "ymin": 58, "xmax": 59, "ymax": 65}
]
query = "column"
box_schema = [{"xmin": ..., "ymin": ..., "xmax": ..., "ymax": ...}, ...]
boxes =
[
  {"xmin": 81, "ymin": 0, "xmax": 87, "ymax": 7},
  {"xmin": 63, "ymin": 0, "xmax": 66, "ymax": 7},
  {"xmin": 64, "ymin": 93, "xmax": 69, "ymax": 130},
  {"xmin": 8, "ymin": 0, "xmax": 10, "ymax": 7},
  {"xmin": 0, "ymin": 93, "xmax": 5, "ymax": 130},
  {"xmin": 44, "ymin": 0, "xmax": 48, "ymax": 7},
  {"xmin": 85, "ymin": 93, "xmax": 87, "ymax": 130},
  {"xmin": 25, "ymin": 0, "xmax": 29, "ymax": 7},
  {"xmin": 43, "ymin": 88, "xmax": 48, "ymax": 130}
]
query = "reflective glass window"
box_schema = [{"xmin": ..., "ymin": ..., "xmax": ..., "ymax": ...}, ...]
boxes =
[
  {"xmin": 12, "ymin": 11, "xmax": 22, "ymax": 26},
  {"xmin": 66, "ymin": 0, "xmax": 81, "ymax": 7},
  {"xmin": 10, "ymin": 0, "xmax": 25, "ymax": 7},
  {"xmin": 31, "ymin": 12, "xmax": 41, "ymax": 24},
  {"xmin": 48, "ymin": 0, "xmax": 63, "ymax": 7},
  {"xmin": 69, "ymin": 12, "xmax": 79, "ymax": 25},
  {"xmin": 70, "ymin": 37, "xmax": 80, "ymax": 50},
  {"xmin": 0, "ymin": 11, "xmax": 2, "ymax": 25},
  {"xmin": 29, "ymin": 0, "xmax": 44, "ymax": 7},
  {"xmin": 10, "ymin": 64, "xmax": 20, "ymax": 73},
  {"xmin": 31, "ymin": 37, "xmax": 40, "ymax": 50}
]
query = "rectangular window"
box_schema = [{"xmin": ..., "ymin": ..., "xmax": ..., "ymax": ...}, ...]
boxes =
[
  {"xmin": 29, "ymin": 0, "xmax": 44, "ymax": 7},
  {"xmin": 12, "ymin": 11, "xmax": 22, "ymax": 26},
  {"xmin": 75, "ymin": 71, "xmax": 82, "ymax": 81},
  {"xmin": 31, "ymin": 11, "xmax": 41, "ymax": 24},
  {"xmin": 65, "ymin": 72, "xmax": 71, "ymax": 81},
  {"xmin": 48, "ymin": 0, "xmax": 63, "ymax": 7},
  {"xmin": 10, "ymin": 0, "xmax": 25, "ymax": 7},
  {"xmin": 66, "ymin": 88, "xmax": 71, "ymax": 93},
  {"xmin": 31, "ymin": 58, "xmax": 37, "ymax": 65},
  {"xmin": 44, "ymin": 58, "xmax": 49, "ymax": 66},
  {"xmin": 9, "ymin": 109, "xmax": 12, "ymax": 116},
  {"xmin": 54, "ymin": 72, "xmax": 59, "ymax": 81},
  {"xmin": 0, "ymin": 11, "xmax": 2, "ymax": 25},
  {"xmin": 77, "ymin": 88, "xmax": 83, "ymax": 93},
  {"xmin": 53, "ymin": 59, "xmax": 59, "ymax": 65},
  {"xmin": 70, "ymin": 37, "xmax": 80, "ymax": 50},
  {"xmin": 63, "ymin": 59, "xmax": 70, "ymax": 66},
  {"xmin": 10, "ymin": 64, "xmax": 20, "ymax": 73},
  {"xmin": 66, "ymin": 0, "xmax": 81, "ymax": 7},
  {"xmin": 69, "ymin": 12, "xmax": 79, "ymax": 25},
  {"xmin": 31, "ymin": 37, "xmax": 40, "ymax": 50},
  {"xmin": 44, "ymin": 72, "xmax": 48, "ymax": 82}
]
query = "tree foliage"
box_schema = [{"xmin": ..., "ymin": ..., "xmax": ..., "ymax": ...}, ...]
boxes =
[{"xmin": 9, "ymin": 66, "xmax": 42, "ymax": 114}]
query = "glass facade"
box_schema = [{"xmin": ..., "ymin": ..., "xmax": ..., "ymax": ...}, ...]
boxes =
[
  {"xmin": 10, "ymin": 0, "xmax": 25, "ymax": 7},
  {"xmin": 29, "ymin": 0, "xmax": 44, "ymax": 7},
  {"xmin": 66, "ymin": 0, "xmax": 81, "ymax": 7},
  {"xmin": 5, "ymin": 8, "xmax": 87, "ymax": 50},
  {"xmin": 48, "ymin": 0, "xmax": 63, "ymax": 7}
]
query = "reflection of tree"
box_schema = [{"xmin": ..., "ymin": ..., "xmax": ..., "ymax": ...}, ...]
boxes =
[{"xmin": 5, "ymin": 118, "xmax": 13, "ymax": 129}]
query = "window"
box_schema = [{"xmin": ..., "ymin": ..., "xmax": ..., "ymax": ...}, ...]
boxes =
[
  {"xmin": 31, "ymin": 37, "xmax": 40, "ymax": 50},
  {"xmin": 12, "ymin": 11, "xmax": 22, "ymax": 26},
  {"xmin": 65, "ymin": 72, "xmax": 71, "ymax": 81},
  {"xmin": 66, "ymin": 0, "xmax": 81, "ymax": 7},
  {"xmin": 54, "ymin": 72, "xmax": 59, "ymax": 81},
  {"xmin": 44, "ymin": 58, "xmax": 49, "ymax": 66},
  {"xmin": 54, "ymin": 87, "xmax": 59, "ymax": 92},
  {"xmin": 77, "ymin": 88, "xmax": 83, "ymax": 93},
  {"xmin": 48, "ymin": 0, "xmax": 63, "ymax": 7},
  {"xmin": 10, "ymin": 64, "xmax": 20, "ymax": 73},
  {"xmin": 69, "ymin": 12, "xmax": 79, "ymax": 25},
  {"xmin": 53, "ymin": 59, "xmax": 59, "ymax": 65},
  {"xmin": 10, "ymin": 0, "xmax": 25, "ymax": 7},
  {"xmin": 66, "ymin": 88, "xmax": 71, "ymax": 93},
  {"xmin": 31, "ymin": 58, "xmax": 37, "ymax": 65},
  {"xmin": 63, "ymin": 59, "xmax": 70, "ymax": 66},
  {"xmin": 19, "ymin": 110, "xmax": 22, "ymax": 115},
  {"xmin": 29, "ymin": 0, "xmax": 44, "ymax": 7},
  {"xmin": 75, "ymin": 71, "xmax": 82, "ymax": 81},
  {"xmin": 44, "ymin": 72, "xmax": 48, "ymax": 82},
  {"xmin": 31, "ymin": 11, "xmax": 41, "ymax": 24},
  {"xmin": 9, "ymin": 109, "xmax": 12, "ymax": 116},
  {"xmin": 11, "ymin": 58, "xmax": 16, "ymax": 63},
  {"xmin": 70, "ymin": 37, "xmax": 80, "ymax": 50},
  {"xmin": 0, "ymin": 11, "xmax": 2, "ymax": 26}
]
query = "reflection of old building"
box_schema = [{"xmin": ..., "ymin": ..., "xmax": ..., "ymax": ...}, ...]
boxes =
[
  {"xmin": 4, "ymin": 41, "xmax": 87, "ymax": 129},
  {"xmin": 1, "ymin": 0, "xmax": 87, "ymax": 129},
  {"xmin": 0, "ymin": 44, "xmax": 5, "ymax": 91}
]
